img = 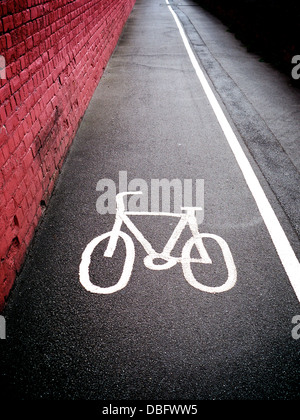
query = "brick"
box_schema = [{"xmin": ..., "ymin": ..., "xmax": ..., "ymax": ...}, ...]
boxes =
[
  {"xmin": 3, "ymin": 15, "xmax": 14, "ymax": 32},
  {"xmin": 17, "ymin": 103, "xmax": 28, "ymax": 121},
  {"xmin": 26, "ymin": 35, "xmax": 34, "ymax": 50},
  {"xmin": 17, "ymin": 41, "xmax": 26, "ymax": 57},
  {"xmin": 5, "ymin": 113, "xmax": 19, "ymax": 133},
  {"xmin": 22, "ymin": 9, "xmax": 31, "ymax": 24},
  {"xmin": 4, "ymin": 174, "xmax": 19, "ymax": 201},
  {"xmin": 0, "ymin": 83, "xmax": 11, "ymax": 102},
  {"xmin": 30, "ymin": 6, "xmax": 41, "ymax": 21},
  {"xmin": 0, "ymin": 127, "xmax": 9, "ymax": 147},
  {"xmin": 10, "ymin": 75, "xmax": 22, "ymax": 94},
  {"xmin": 13, "ymin": 12, "xmax": 23, "ymax": 28},
  {"xmin": 5, "ymin": 101, "xmax": 13, "ymax": 121},
  {"xmin": 23, "ymin": 131, "xmax": 34, "ymax": 149},
  {"xmin": 22, "ymin": 149, "xmax": 33, "ymax": 171},
  {"xmin": 5, "ymin": 33, "xmax": 13, "ymax": 48},
  {"xmin": 0, "ymin": 106, "xmax": 6, "ymax": 126},
  {"xmin": 20, "ymin": 69, "xmax": 29, "ymax": 85}
]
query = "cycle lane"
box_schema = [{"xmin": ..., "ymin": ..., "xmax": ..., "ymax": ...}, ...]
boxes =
[{"xmin": 2, "ymin": 0, "xmax": 300, "ymax": 399}]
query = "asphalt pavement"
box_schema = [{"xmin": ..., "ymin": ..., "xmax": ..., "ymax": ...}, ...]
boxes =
[{"xmin": 1, "ymin": 0, "xmax": 300, "ymax": 400}]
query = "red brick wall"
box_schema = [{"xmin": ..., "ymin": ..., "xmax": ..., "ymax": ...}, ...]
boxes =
[{"xmin": 0, "ymin": 0, "xmax": 136, "ymax": 311}]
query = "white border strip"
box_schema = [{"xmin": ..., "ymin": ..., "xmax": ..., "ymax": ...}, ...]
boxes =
[{"xmin": 165, "ymin": 0, "xmax": 300, "ymax": 302}]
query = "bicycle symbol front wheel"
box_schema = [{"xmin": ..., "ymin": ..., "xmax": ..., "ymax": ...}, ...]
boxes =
[
  {"xmin": 182, "ymin": 233, "xmax": 237, "ymax": 293},
  {"xmin": 79, "ymin": 231, "xmax": 135, "ymax": 294}
]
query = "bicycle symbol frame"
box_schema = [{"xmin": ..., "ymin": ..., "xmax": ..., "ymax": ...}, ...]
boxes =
[{"xmin": 79, "ymin": 192, "xmax": 237, "ymax": 294}]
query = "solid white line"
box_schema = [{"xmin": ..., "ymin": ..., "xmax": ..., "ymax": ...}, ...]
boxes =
[{"xmin": 165, "ymin": 0, "xmax": 300, "ymax": 302}]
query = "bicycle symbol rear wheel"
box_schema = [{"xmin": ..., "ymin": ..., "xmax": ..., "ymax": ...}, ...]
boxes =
[
  {"xmin": 79, "ymin": 231, "xmax": 135, "ymax": 294},
  {"xmin": 182, "ymin": 233, "xmax": 237, "ymax": 293}
]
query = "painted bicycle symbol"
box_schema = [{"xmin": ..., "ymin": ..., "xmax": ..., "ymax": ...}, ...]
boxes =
[{"xmin": 79, "ymin": 192, "xmax": 237, "ymax": 294}]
